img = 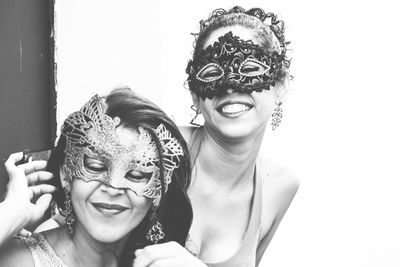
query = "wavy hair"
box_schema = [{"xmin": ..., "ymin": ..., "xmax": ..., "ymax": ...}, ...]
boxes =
[{"xmin": 47, "ymin": 87, "xmax": 192, "ymax": 267}]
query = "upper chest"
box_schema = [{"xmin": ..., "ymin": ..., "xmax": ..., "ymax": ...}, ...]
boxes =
[
  {"xmin": 186, "ymin": 169, "xmax": 285, "ymax": 261},
  {"xmin": 187, "ymin": 192, "xmax": 253, "ymax": 262},
  {"xmin": 186, "ymin": 173, "xmax": 261, "ymax": 259}
]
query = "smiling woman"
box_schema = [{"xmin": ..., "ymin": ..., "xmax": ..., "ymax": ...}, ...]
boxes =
[
  {"xmin": 182, "ymin": 8, "xmax": 297, "ymax": 266},
  {"xmin": 182, "ymin": 7, "xmax": 297, "ymax": 266},
  {"xmin": 132, "ymin": 7, "xmax": 298, "ymax": 267},
  {"xmin": 0, "ymin": 87, "xmax": 193, "ymax": 267}
]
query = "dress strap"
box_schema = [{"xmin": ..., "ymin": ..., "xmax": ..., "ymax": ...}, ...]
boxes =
[
  {"xmin": 254, "ymin": 161, "xmax": 263, "ymax": 231},
  {"xmin": 18, "ymin": 233, "xmax": 67, "ymax": 267}
]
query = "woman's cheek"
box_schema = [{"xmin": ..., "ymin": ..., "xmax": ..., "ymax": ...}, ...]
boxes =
[{"xmin": 126, "ymin": 190, "xmax": 153, "ymax": 210}]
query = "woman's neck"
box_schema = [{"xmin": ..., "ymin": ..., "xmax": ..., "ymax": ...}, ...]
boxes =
[
  {"xmin": 52, "ymin": 225, "xmax": 127, "ymax": 267},
  {"xmin": 193, "ymin": 125, "xmax": 265, "ymax": 189}
]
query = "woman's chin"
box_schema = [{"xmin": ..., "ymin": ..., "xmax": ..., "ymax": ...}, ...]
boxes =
[
  {"xmin": 209, "ymin": 121, "xmax": 264, "ymax": 141},
  {"xmin": 89, "ymin": 227, "xmax": 131, "ymax": 243},
  {"xmin": 81, "ymin": 220, "xmax": 140, "ymax": 244}
]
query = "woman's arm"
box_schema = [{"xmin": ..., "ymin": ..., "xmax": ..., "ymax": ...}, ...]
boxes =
[
  {"xmin": 256, "ymin": 164, "xmax": 300, "ymax": 266},
  {"xmin": 0, "ymin": 199, "xmax": 31, "ymax": 246},
  {"xmin": 0, "ymin": 237, "xmax": 35, "ymax": 266},
  {"xmin": 0, "ymin": 152, "xmax": 56, "ymax": 246}
]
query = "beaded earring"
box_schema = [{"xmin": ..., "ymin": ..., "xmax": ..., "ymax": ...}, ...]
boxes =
[
  {"xmin": 63, "ymin": 187, "xmax": 75, "ymax": 234},
  {"xmin": 271, "ymin": 101, "xmax": 283, "ymax": 130},
  {"xmin": 146, "ymin": 206, "xmax": 165, "ymax": 244}
]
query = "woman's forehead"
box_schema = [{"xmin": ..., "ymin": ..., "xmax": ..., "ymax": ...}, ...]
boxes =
[
  {"xmin": 115, "ymin": 126, "xmax": 140, "ymax": 148},
  {"xmin": 202, "ymin": 25, "xmax": 258, "ymax": 49}
]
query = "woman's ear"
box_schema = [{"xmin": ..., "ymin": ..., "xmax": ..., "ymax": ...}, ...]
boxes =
[
  {"xmin": 275, "ymin": 76, "xmax": 291, "ymax": 104},
  {"xmin": 190, "ymin": 91, "xmax": 201, "ymax": 112},
  {"xmin": 59, "ymin": 165, "xmax": 70, "ymax": 190}
]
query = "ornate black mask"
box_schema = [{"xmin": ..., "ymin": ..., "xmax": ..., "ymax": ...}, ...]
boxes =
[{"xmin": 186, "ymin": 32, "xmax": 286, "ymax": 100}]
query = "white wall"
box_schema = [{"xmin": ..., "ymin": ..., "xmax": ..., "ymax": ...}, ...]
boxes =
[{"xmin": 55, "ymin": 0, "xmax": 400, "ymax": 266}]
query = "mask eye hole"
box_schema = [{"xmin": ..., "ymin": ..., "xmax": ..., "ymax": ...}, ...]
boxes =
[
  {"xmin": 239, "ymin": 59, "xmax": 270, "ymax": 77},
  {"xmin": 196, "ymin": 63, "xmax": 224, "ymax": 82},
  {"xmin": 126, "ymin": 170, "xmax": 152, "ymax": 184},
  {"xmin": 84, "ymin": 155, "xmax": 107, "ymax": 173}
]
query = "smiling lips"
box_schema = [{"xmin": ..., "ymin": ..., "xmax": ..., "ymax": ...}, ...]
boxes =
[
  {"xmin": 91, "ymin": 202, "xmax": 129, "ymax": 216},
  {"xmin": 217, "ymin": 101, "xmax": 253, "ymax": 117}
]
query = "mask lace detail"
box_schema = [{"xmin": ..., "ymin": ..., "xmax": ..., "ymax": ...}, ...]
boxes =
[{"xmin": 61, "ymin": 95, "xmax": 184, "ymax": 200}]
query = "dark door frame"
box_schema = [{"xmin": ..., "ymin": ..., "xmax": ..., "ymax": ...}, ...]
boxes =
[{"xmin": 0, "ymin": 0, "xmax": 56, "ymax": 199}]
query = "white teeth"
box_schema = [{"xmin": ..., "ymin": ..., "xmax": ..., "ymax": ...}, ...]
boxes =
[{"xmin": 221, "ymin": 104, "xmax": 250, "ymax": 114}]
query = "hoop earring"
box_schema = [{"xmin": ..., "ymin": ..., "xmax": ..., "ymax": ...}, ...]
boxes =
[
  {"xmin": 146, "ymin": 206, "xmax": 165, "ymax": 244},
  {"xmin": 63, "ymin": 187, "xmax": 75, "ymax": 234},
  {"xmin": 190, "ymin": 105, "xmax": 202, "ymax": 127},
  {"xmin": 271, "ymin": 101, "xmax": 283, "ymax": 130}
]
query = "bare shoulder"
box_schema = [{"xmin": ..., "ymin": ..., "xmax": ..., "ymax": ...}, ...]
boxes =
[
  {"xmin": 257, "ymin": 156, "xmax": 300, "ymax": 228},
  {"xmin": 254, "ymin": 156, "xmax": 300, "ymax": 252},
  {"xmin": 258, "ymin": 155, "xmax": 300, "ymax": 199},
  {"xmin": 253, "ymin": 157, "xmax": 300, "ymax": 263},
  {"xmin": 0, "ymin": 237, "xmax": 34, "ymax": 267},
  {"xmin": 178, "ymin": 125, "xmax": 198, "ymax": 143}
]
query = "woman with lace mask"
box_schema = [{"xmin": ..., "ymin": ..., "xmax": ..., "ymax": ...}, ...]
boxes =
[
  {"xmin": 0, "ymin": 88, "xmax": 192, "ymax": 267},
  {"xmin": 133, "ymin": 6, "xmax": 299, "ymax": 267},
  {"xmin": 0, "ymin": 6, "xmax": 299, "ymax": 267}
]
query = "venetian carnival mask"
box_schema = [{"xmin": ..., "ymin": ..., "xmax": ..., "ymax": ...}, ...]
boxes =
[
  {"xmin": 186, "ymin": 31, "xmax": 287, "ymax": 100},
  {"xmin": 61, "ymin": 95, "xmax": 184, "ymax": 204}
]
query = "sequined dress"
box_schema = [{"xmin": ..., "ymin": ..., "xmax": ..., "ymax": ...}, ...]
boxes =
[{"xmin": 18, "ymin": 233, "xmax": 67, "ymax": 267}]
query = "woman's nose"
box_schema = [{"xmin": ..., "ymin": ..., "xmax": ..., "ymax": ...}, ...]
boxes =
[
  {"xmin": 225, "ymin": 72, "xmax": 240, "ymax": 81},
  {"xmin": 99, "ymin": 183, "xmax": 125, "ymax": 195}
]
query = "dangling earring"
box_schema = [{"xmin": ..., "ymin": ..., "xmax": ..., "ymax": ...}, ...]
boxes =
[
  {"xmin": 146, "ymin": 205, "xmax": 165, "ymax": 244},
  {"xmin": 63, "ymin": 187, "xmax": 75, "ymax": 234},
  {"xmin": 190, "ymin": 105, "xmax": 202, "ymax": 127},
  {"xmin": 271, "ymin": 101, "xmax": 283, "ymax": 130}
]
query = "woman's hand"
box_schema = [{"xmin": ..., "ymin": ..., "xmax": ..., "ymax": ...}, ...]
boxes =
[
  {"xmin": 1, "ymin": 152, "xmax": 56, "ymax": 237},
  {"xmin": 133, "ymin": 241, "xmax": 207, "ymax": 267}
]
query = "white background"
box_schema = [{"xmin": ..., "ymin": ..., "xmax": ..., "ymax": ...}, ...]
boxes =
[{"xmin": 55, "ymin": 0, "xmax": 400, "ymax": 266}]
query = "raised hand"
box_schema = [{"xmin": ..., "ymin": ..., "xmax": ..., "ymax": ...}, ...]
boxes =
[{"xmin": 1, "ymin": 152, "xmax": 56, "ymax": 239}]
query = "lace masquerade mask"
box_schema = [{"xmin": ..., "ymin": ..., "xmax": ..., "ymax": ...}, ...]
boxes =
[
  {"xmin": 186, "ymin": 31, "xmax": 287, "ymax": 100},
  {"xmin": 61, "ymin": 95, "xmax": 184, "ymax": 205}
]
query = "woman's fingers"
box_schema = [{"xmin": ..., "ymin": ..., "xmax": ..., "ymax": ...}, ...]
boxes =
[
  {"xmin": 136, "ymin": 242, "xmax": 181, "ymax": 259},
  {"xmin": 3, "ymin": 153, "xmax": 55, "ymax": 230},
  {"xmin": 26, "ymin": 171, "xmax": 54, "ymax": 185},
  {"xmin": 134, "ymin": 243, "xmax": 176, "ymax": 267},
  {"xmin": 4, "ymin": 152, "xmax": 24, "ymax": 173},
  {"xmin": 133, "ymin": 242, "xmax": 205, "ymax": 267},
  {"xmin": 18, "ymin": 160, "xmax": 47, "ymax": 175},
  {"xmin": 29, "ymin": 184, "xmax": 57, "ymax": 200},
  {"xmin": 4, "ymin": 153, "xmax": 49, "ymax": 186},
  {"xmin": 18, "ymin": 228, "xmax": 32, "ymax": 238},
  {"xmin": 144, "ymin": 258, "xmax": 183, "ymax": 267},
  {"xmin": 33, "ymin": 193, "xmax": 53, "ymax": 218},
  {"xmin": 4, "ymin": 153, "xmax": 28, "ymax": 197}
]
